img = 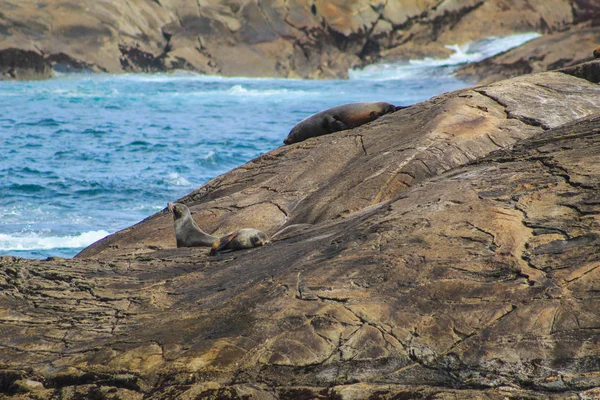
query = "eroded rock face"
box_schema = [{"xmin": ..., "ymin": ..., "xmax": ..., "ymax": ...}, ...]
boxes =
[
  {"xmin": 2, "ymin": 62, "xmax": 600, "ymax": 399},
  {"xmin": 0, "ymin": 0, "xmax": 582, "ymax": 79}
]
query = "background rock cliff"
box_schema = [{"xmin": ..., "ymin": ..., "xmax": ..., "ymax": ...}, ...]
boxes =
[
  {"xmin": 456, "ymin": 1, "xmax": 600, "ymax": 84},
  {"xmin": 1, "ymin": 61, "xmax": 600, "ymax": 399},
  {"xmin": 0, "ymin": 0, "xmax": 590, "ymax": 80}
]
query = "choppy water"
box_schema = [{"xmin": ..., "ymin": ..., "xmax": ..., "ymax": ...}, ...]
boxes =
[{"xmin": 0, "ymin": 33, "xmax": 540, "ymax": 259}]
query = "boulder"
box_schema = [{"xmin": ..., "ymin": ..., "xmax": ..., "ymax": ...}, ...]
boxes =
[{"xmin": 1, "ymin": 61, "xmax": 600, "ymax": 399}]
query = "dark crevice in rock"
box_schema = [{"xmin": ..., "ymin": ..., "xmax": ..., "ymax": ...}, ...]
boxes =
[
  {"xmin": 465, "ymin": 222, "xmax": 498, "ymax": 251},
  {"xmin": 45, "ymin": 52, "xmax": 96, "ymax": 73},
  {"xmin": 430, "ymin": 1, "xmax": 485, "ymax": 40},
  {"xmin": 473, "ymin": 88, "xmax": 548, "ymax": 129},
  {"xmin": 485, "ymin": 133, "xmax": 503, "ymax": 148},
  {"xmin": 357, "ymin": 5, "xmax": 387, "ymax": 62},
  {"xmin": 327, "ymin": 27, "xmax": 360, "ymax": 53},
  {"xmin": 532, "ymin": 156, "xmax": 598, "ymax": 190},
  {"xmin": 270, "ymin": 201, "xmax": 289, "ymax": 218},
  {"xmin": 0, "ymin": 48, "xmax": 52, "ymax": 80},
  {"xmin": 353, "ymin": 135, "xmax": 368, "ymax": 156},
  {"xmin": 118, "ymin": 44, "xmax": 166, "ymax": 72}
]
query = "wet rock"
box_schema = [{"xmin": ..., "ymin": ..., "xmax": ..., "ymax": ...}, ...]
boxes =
[{"xmin": 2, "ymin": 62, "xmax": 600, "ymax": 399}]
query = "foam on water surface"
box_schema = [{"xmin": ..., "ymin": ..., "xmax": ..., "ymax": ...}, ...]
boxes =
[
  {"xmin": 0, "ymin": 231, "xmax": 109, "ymax": 251},
  {"xmin": 349, "ymin": 32, "xmax": 541, "ymax": 80}
]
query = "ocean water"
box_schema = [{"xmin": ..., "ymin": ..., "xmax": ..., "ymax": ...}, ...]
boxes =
[{"xmin": 0, "ymin": 33, "xmax": 540, "ymax": 259}]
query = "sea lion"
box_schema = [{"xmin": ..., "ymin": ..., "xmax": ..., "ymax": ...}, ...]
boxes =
[
  {"xmin": 594, "ymin": 46, "xmax": 600, "ymax": 59},
  {"xmin": 168, "ymin": 202, "xmax": 217, "ymax": 248},
  {"xmin": 283, "ymin": 102, "xmax": 404, "ymax": 145},
  {"xmin": 209, "ymin": 228, "xmax": 270, "ymax": 255}
]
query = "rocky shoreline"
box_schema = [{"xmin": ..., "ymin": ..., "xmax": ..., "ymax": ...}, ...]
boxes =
[
  {"xmin": 455, "ymin": 25, "xmax": 600, "ymax": 84},
  {"xmin": 2, "ymin": 60, "xmax": 600, "ymax": 399},
  {"xmin": 1, "ymin": 0, "xmax": 597, "ymax": 80}
]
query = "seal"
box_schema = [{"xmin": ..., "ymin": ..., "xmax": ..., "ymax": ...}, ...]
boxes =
[
  {"xmin": 168, "ymin": 202, "xmax": 217, "ymax": 248},
  {"xmin": 594, "ymin": 46, "xmax": 600, "ymax": 59},
  {"xmin": 209, "ymin": 228, "xmax": 270, "ymax": 255},
  {"xmin": 283, "ymin": 102, "xmax": 404, "ymax": 145}
]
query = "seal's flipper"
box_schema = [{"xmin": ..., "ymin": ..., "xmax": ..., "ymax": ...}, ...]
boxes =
[
  {"xmin": 209, "ymin": 232, "xmax": 239, "ymax": 255},
  {"xmin": 328, "ymin": 116, "xmax": 349, "ymax": 133}
]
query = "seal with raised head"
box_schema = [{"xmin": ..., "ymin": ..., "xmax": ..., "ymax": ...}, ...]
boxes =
[
  {"xmin": 168, "ymin": 202, "xmax": 217, "ymax": 248},
  {"xmin": 209, "ymin": 228, "xmax": 270, "ymax": 255},
  {"xmin": 283, "ymin": 102, "xmax": 404, "ymax": 145}
]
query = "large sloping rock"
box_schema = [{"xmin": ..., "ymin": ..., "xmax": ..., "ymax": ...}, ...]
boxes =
[
  {"xmin": 78, "ymin": 61, "xmax": 600, "ymax": 260},
  {"xmin": 2, "ymin": 62, "xmax": 600, "ymax": 399},
  {"xmin": 0, "ymin": 0, "xmax": 580, "ymax": 79}
]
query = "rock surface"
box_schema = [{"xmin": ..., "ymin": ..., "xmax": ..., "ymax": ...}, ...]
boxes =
[
  {"xmin": 0, "ymin": 0, "xmax": 582, "ymax": 79},
  {"xmin": 2, "ymin": 61, "xmax": 600, "ymax": 399},
  {"xmin": 456, "ymin": 25, "xmax": 600, "ymax": 85},
  {"xmin": 455, "ymin": 1, "xmax": 600, "ymax": 84}
]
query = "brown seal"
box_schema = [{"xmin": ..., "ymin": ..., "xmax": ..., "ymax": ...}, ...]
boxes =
[
  {"xmin": 594, "ymin": 46, "xmax": 600, "ymax": 59},
  {"xmin": 168, "ymin": 202, "xmax": 217, "ymax": 248},
  {"xmin": 209, "ymin": 228, "xmax": 270, "ymax": 255},
  {"xmin": 283, "ymin": 102, "xmax": 403, "ymax": 145}
]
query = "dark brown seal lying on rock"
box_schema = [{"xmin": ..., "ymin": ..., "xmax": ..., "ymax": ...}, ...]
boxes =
[
  {"xmin": 168, "ymin": 202, "xmax": 269, "ymax": 254},
  {"xmin": 283, "ymin": 102, "xmax": 404, "ymax": 145}
]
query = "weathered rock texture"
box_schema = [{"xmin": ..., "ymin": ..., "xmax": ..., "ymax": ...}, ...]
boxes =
[
  {"xmin": 2, "ymin": 61, "xmax": 600, "ymax": 399},
  {"xmin": 456, "ymin": 25, "xmax": 600, "ymax": 85},
  {"xmin": 456, "ymin": 1, "xmax": 600, "ymax": 85},
  {"xmin": 0, "ymin": 0, "xmax": 584, "ymax": 80}
]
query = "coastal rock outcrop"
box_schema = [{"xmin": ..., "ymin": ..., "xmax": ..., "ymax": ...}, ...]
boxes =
[
  {"xmin": 456, "ymin": 26, "xmax": 600, "ymax": 84},
  {"xmin": 455, "ymin": 1, "xmax": 600, "ymax": 84},
  {"xmin": 0, "ymin": 0, "xmax": 583, "ymax": 79},
  {"xmin": 1, "ymin": 61, "xmax": 600, "ymax": 399},
  {"xmin": 78, "ymin": 60, "xmax": 600, "ymax": 259}
]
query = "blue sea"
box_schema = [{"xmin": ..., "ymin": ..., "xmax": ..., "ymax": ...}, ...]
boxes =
[{"xmin": 0, "ymin": 33, "xmax": 540, "ymax": 259}]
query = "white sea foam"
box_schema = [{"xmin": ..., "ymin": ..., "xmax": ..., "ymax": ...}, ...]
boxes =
[
  {"xmin": 349, "ymin": 32, "xmax": 541, "ymax": 81},
  {"xmin": 199, "ymin": 151, "xmax": 217, "ymax": 163},
  {"xmin": 0, "ymin": 230, "xmax": 110, "ymax": 251},
  {"xmin": 163, "ymin": 172, "xmax": 192, "ymax": 186},
  {"xmin": 225, "ymin": 84, "xmax": 308, "ymax": 97},
  {"xmin": 132, "ymin": 204, "xmax": 164, "ymax": 212}
]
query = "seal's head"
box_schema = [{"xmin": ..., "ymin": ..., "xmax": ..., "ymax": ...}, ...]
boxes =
[
  {"xmin": 369, "ymin": 102, "xmax": 397, "ymax": 120},
  {"xmin": 251, "ymin": 231, "xmax": 270, "ymax": 247},
  {"xmin": 168, "ymin": 202, "xmax": 190, "ymax": 220}
]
